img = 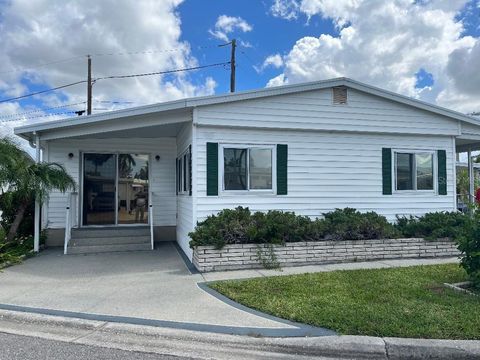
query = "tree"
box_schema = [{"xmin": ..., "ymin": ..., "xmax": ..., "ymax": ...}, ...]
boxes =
[{"xmin": 0, "ymin": 137, "xmax": 76, "ymax": 242}]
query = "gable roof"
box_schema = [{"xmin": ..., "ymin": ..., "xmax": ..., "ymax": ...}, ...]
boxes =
[{"xmin": 14, "ymin": 77, "xmax": 480, "ymax": 138}]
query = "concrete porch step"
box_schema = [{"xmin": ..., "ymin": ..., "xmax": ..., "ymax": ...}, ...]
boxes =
[
  {"xmin": 71, "ymin": 227, "xmax": 150, "ymax": 239},
  {"xmin": 70, "ymin": 235, "xmax": 151, "ymax": 246},
  {"xmin": 67, "ymin": 242, "xmax": 152, "ymax": 255},
  {"xmin": 67, "ymin": 226, "xmax": 152, "ymax": 254}
]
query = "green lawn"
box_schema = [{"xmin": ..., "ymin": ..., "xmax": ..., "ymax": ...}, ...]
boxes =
[{"xmin": 210, "ymin": 264, "xmax": 480, "ymax": 339}]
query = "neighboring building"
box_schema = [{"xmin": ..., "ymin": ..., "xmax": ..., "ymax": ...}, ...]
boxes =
[{"xmin": 13, "ymin": 78, "xmax": 480, "ymax": 259}]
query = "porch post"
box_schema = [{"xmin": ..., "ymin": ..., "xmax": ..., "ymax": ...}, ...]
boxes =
[
  {"xmin": 468, "ymin": 148, "xmax": 474, "ymax": 204},
  {"xmin": 34, "ymin": 133, "xmax": 41, "ymax": 252}
]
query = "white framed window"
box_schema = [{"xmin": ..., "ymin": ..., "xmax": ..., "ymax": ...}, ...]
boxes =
[
  {"xmin": 394, "ymin": 150, "xmax": 435, "ymax": 192},
  {"xmin": 177, "ymin": 148, "xmax": 191, "ymax": 195},
  {"xmin": 220, "ymin": 144, "xmax": 275, "ymax": 193}
]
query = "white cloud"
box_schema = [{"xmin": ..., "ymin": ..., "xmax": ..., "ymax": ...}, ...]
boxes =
[
  {"xmin": 264, "ymin": 54, "xmax": 284, "ymax": 69},
  {"xmin": 266, "ymin": 73, "xmax": 288, "ymax": 87},
  {"xmin": 255, "ymin": 54, "xmax": 284, "ymax": 73},
  {"xmin": 0, "ymin": 0, "xmax": 217, "ymax": 132},
  {"xmin": 209, "ymin": 15, "xmax": 253, "ymax": 42},
  {"xmin": 268, "ymin": 0, "xmax": 480, "ymax": 113},
  {"xmin": 270, "ymin": 0, "xmax": 301, "ymax": 20}
]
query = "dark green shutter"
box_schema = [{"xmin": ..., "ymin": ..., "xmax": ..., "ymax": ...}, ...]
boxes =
[
  {"xmin": 382, "ymin": 148, "xmax": 392, "ymax": 195},
  {"xmin": 277, "ymin": 144, "xmax": 288, "ymax": 195},
  {"xmin": 175, "ymin": 158, "xmax": 179, "ymax": 195},
  {"xmin": 206, "ymin": 142, "xmax": 218, "ymax": 196},
  {"xmin": 188, "ymin": 145, "xmax": 192, "ymax": 196},
  {"xmin": 437, "ymin": 150, "xmax": 447, "ymax": 195}
]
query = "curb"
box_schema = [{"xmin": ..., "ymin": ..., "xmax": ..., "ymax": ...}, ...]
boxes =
[{"xmin": 0, "ymin": 309, "xmax": 479, "ymax": 359}]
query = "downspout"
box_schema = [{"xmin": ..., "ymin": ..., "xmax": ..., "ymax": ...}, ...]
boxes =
[{"xmin": 33, "ymin": 132, "xmax": 41, "ymax": 252}]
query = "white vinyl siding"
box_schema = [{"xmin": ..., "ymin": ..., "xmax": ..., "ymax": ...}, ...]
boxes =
[
  {"xmin": 195, "ymin": 126, "xmax": 455, "ymax": 223},
  {"xmin": 176, "ymin": 122, "xmax": 194, "ymax": 258},
  {"xmin": 46, "ymin": 138, "xmax": 177, "ymax": 229},
  {"xmin": 196, "ymin": 88, "xmax": 460, "ymax": 136}
]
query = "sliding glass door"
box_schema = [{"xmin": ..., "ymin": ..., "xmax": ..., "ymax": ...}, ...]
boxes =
[
  {"xmin": 83, "ymin": 154, "xmax": 116, "ymax": 226},
  {"xmin": 82, "ymin": 153, "xmax": 149, "ymax": 226},
  {"xmin": 117, "ymin": 154, "xmax": 149, "ymax": 224}
]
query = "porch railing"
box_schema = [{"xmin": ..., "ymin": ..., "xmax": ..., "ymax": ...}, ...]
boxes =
[
  {"xmin": 64, "ymin": 192, "xmax": 78, "ymax": 255},
  {"xmin": 149, "ymin": 201, "xmax": 154, "ymax": 250}
]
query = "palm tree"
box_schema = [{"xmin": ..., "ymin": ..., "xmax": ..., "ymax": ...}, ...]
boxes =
[{"xmin": 0, "ymin": 137, "xmax": 76, "ymax": 242}]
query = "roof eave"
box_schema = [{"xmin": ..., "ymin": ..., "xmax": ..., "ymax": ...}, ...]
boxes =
[{"xmin": 12, "ymin": 76, "xmax": 480, "ymax": 136}]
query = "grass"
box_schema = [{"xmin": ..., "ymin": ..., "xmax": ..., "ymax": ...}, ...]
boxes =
[{"xmin": 210, "ymin": 264, "xmax": 480, "ymax": 340}]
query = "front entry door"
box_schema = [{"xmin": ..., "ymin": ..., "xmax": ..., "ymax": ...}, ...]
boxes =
[
  {"xmin": 82, "ymin": 153, "xmax": 150, "ymax": 226},
  {"xmin": 83, "ymin": 153, "xmax": 117, "ymax": 226}
]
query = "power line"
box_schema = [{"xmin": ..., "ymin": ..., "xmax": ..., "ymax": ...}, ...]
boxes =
[
  {"xmin": 0, "ymin": 101, "xmax": 86, "ymax": 119},
  {"xmin": 0, "ymin": 81, "xmax": 87, "ymax": 104},
  {"xmin": 0, "ymin": 111, "xmax": 79, "ymax": 123},
  {"xmin": 0, "ymin": 55, "xmax": 86, "ymax": 75},
  {"xmin": 0, "ymin": 43, "xmax": 231, "ymax": 75},
  {"xmin": 0, "ymin": 62, "xmax": 231, "ymax": 105},
  {"xmin": 94, "ymin": 62, "xmax": 230, "ymax": 81},
  {"xmin": 94, "ymin": 100, "xmax": 136, "ymax": 104},
  {"xmin": 91, "ymin": 43, "xmax": 231, "ymax": 57}
]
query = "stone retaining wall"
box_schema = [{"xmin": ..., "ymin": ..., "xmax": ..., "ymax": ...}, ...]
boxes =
[{"xmin": 192, "ymin": 238, "xmax": 460, "ymax": 272}]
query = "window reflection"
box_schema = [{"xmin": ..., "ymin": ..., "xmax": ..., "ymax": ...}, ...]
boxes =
[{"xmin": 118, "ymin": 154, "xmax": 149, "ymax": 224}]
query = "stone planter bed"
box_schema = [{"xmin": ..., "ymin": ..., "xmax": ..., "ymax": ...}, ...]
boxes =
[{"xmin": 193, "ymin": 238, "xmax": 460, "ymax": 272}]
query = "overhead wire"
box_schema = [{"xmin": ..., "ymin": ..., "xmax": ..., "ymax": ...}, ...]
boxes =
[
  {"xmin": 0, "ymin": 110, "xmax": 80, "ymax": 123},
  {"xmin": 0, "ymin": 80, "xmax": 87, "ymax": 104},
  {"xmin": 94, "ymin": 62, "xmax": 230, "ymax": 81},
  {"xmin": 0, "ymin": 61, "xmax": 230, "ymax": 105},
  {"xmin": 0, "ymin": 101, "xmax": 87, "ymax": 119}
]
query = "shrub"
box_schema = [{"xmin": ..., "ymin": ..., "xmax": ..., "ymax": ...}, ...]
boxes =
[
  {"xmin": 0, "ymin": 231, "xmax": 47, "ymax": 265},
  {"xmin": 189, "ymin": 207, "xmax": 399, "ymax": 249},
  {"xmin": 322, "ymin": 208, "xmax": 400, "ymax": 240},
  {"xmin": 455, "ymin": 215, "xmax": 480, "ymax": 289},
  {"xmin": 189, "ymin": 207, "xmax": 313, "ymax": 249},
  {"xmin": 395, "ymin": 211, "xmax": 469, "ymax": 240},
  {"xmin": 189, "ymin": 207, "xmax": 253, "ymax": 249}
]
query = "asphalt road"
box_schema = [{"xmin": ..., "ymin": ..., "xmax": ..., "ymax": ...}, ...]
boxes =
[{"xmin": 0, "ymin": 332, "xmax": 193, "ymax": 360}]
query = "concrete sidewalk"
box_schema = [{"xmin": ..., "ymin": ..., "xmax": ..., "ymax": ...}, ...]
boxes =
[{"xmin": 200, "ymin": 256, "xmax": 460, "ymax": 282}]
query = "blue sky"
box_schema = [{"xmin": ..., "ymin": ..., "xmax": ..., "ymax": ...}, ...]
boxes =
[
  {"xmin": 0, "ymin": 0, "xmax": 479, "ymax": 129},
  {"xmin": 178, "ymin": 1, "xmax": 337, "ymax": 93}
]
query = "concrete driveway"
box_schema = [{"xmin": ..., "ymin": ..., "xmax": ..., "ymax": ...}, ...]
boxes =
[{"xmin": 0, "ymin": 243, "xmax": 330, "ymax": 336}]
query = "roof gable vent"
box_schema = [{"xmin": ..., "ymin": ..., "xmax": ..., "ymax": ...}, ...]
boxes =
[{"xmin": 332, "ymin": 86, "xmax": 348, "ymax": 105}]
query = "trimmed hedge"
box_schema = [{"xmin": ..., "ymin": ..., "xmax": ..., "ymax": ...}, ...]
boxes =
[
  {"xmin": 189, "ymin": 207, "xmax": 399, "ymax": 249},
  {"xmin": 394, "ymin": 212, "xmax": 469, "ymax": 241}
]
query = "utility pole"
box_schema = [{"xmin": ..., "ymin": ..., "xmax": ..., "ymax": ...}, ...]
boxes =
[
  {"xmin": 87, "ymin": 55, "xmax": 92, "ymax": 115},
  {"xmin": 230, "ymin": 39, "xmax": 236, "ymax": 93}
]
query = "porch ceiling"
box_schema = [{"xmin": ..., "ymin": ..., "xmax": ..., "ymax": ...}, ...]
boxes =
[
  {"xmin": 69, "ymin": 121, "xmax": 186, "ymax": 139},
  {"xmin": 16, "ymin": 108, "xmax": 192, "ymax": 141},
  {"xmin": 456, "ymin": 137, "xmax": 480, "ymax": 153}
]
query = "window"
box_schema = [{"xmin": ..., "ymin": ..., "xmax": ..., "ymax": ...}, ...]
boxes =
[
  {"xmin": 394, "ymin": 151, "xmax": 434, "ymax": 191},
  {"xmin": 222, "ymin": 145, "xmax": 273, "ymax": 191},
  {"xmin": 177, "ymin": 149, "xmax": 191, "ymax": 195}
]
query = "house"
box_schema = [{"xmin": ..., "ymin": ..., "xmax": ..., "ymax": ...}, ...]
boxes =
[{"xmin": 13, "ymin": 77, "xmax": 480, "ymax": 260}]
